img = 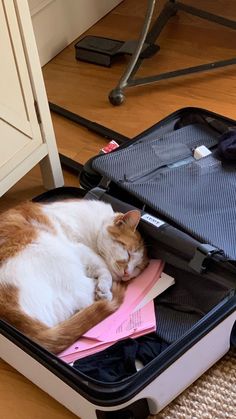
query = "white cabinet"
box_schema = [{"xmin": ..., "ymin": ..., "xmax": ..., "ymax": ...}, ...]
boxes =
[
  {"xmin": 0, "ymin": 0, "xmax": 63, "ymax": 196},
  {"xmin": 28, "ymin": 0, "xmax": 124, "ymax": 66}
]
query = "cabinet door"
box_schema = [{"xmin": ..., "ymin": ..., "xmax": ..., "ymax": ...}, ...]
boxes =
[{"xmin": 0, "ymin": 0, "xmax": 43, "ymax": 181}]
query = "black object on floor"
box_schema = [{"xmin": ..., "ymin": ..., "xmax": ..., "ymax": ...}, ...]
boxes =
[
  {"xmin": 49, "ymin": 102, "xmax": 129, "ymax": 144},
  {"xmin": 59, "ymin": 154, "xmax": 84, "ymax": 176},
  {"xmin": 75, "ymin": 35, "xmax": 159, "ymax": 67},
  {"xmin": 75, "ymin": 36, "xmax": 124, "ymax": 67}
]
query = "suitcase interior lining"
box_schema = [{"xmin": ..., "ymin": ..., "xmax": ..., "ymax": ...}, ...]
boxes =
[
  {"xmin": 154, "ymin": 262, "xmax": 234, "ymax": 344},
  {"xmin": 31, "ymin": 171, "xmax": 235, "ymax": 386},
  {"xmin": 112, "ymin": 123, "xmax": 219, "ymax": 182},
  {"xmin": 93, "ymin": 114, "xmax": 236, "ymax": 260},
  {"xmin": 70, "ymin": 258, "xmax": 235, "ymax": 384},
  {"xmin": 28, "ymin": 185, "xmax": 236, "ymax": 385}
]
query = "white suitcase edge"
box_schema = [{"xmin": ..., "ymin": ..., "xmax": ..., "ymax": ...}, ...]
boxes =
[{"xmin": 1, "ymin": 311, "xmax": 235, "ymax": 419}]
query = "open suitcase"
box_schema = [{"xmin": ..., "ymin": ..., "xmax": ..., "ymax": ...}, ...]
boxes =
[{"xmin": 1, "ymin": 107, "xmax": 236, "ymax": 419}]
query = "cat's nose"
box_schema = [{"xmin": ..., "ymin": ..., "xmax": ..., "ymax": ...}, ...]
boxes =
[{"xmin": 122, "ymin": 269, "xmax": 130, "ymax": 280}]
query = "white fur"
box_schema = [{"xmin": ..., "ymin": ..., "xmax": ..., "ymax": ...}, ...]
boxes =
[{"xmin": 0, "ymin": 201, "xmax": 144, "ymax": 327}]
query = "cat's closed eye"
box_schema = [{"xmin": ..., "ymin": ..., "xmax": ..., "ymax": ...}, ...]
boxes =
[{"xmin": 117, "ymin": 259, "xmax": 128, "ymax": 267}]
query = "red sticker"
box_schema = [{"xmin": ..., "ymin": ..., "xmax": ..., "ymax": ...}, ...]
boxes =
[{"xmin": 101, "ymin": 140, "xmax": 119, "ymax": 154}]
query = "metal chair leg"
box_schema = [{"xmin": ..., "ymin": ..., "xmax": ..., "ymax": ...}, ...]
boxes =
[
  {"xmin": 108, "ymin": 0, "xmax": 236, "ymax": 106},
  {"xmin": 109, "ymin": 0, "xmax": 156, "ymax": 106}
]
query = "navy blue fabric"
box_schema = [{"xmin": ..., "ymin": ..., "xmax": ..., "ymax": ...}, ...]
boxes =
[
  {"xmin": 218, "ymin": 130, "xmax": 236, "ymax": 161},
  {"xmin": 73, "ymin": 335, "xmax": 168, "ymax": 383}
]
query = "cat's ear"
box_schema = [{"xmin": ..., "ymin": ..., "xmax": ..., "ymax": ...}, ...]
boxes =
[{"xmin": 115, "ymin": 210, "xmax": 141, "ymax": 231}]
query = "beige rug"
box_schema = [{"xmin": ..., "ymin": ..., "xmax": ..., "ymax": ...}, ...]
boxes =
[{"xmin": 149, "ymin": 350, "xmax": 236, "ymax": 419}]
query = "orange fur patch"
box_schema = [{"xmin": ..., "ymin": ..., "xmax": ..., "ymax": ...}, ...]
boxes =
[
  {"xmin": 108, "ymin": 215, "xmax": 145, "ymax": 249},
  {"xmin": 108, "ymin": 217, "xmax": 149, "ymax": 272},
  {"xmin": 0, "ymin": 202, "xmax": 54, "ymax": 263},
  {"xmin": 0, "ymin": 281, "xmax": 126, "ymax": 354}
]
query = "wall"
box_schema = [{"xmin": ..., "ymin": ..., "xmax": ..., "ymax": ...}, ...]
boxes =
[{"xmin": 28, "ymin": 0, "xmax": 123, "ymax": 66}]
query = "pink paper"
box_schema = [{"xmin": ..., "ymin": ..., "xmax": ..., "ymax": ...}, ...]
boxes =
[
  {"xmin": 60, "ymin": 300, "xmax": 156, "ymax": 363},
  {"xmin": 100, "ymin": 296, "xmax": 155, "ymax": 342},
  {"xmin": 59, "ymin": 260, "xmax": 164, "ymax": 363},
  {"xmin": 83, "ymin": 259, "xmax": 164, "ymax": 340}
]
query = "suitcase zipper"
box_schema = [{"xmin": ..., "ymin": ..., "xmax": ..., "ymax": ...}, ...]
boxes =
[
  {"xmin": 123, "ymin": 137, "xmax": 220, "ymax": 184},
  {"xmin": 124, "ymin": 156, "xmax": 194, "ymax": 183},
  {"xmin": 81, "ymin": 106, "xmax": 236, "ymax": 189}
]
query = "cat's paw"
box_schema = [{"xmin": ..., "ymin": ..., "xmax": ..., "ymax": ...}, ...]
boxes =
[{"xmin": 95, "ymin": 284, "xmax": 112, "ymax": 301}]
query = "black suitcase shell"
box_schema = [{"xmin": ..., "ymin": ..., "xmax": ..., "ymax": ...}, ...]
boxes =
[{"xmin": 1, "ymin": 106, "xmax": 236, "ymax": 419}]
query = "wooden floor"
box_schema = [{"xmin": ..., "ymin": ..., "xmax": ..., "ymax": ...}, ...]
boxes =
[{"xmin": 1, "ymin": 0, "xmax": 236, "ymax": 418}]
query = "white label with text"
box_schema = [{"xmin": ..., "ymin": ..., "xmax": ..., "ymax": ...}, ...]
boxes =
[{"xmin": 141, "ymin": 213, "xmax": 165, "ymax": 228}]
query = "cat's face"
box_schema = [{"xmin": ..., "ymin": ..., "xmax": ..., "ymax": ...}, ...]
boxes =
[{"xmin": 98, "ymin": 210, "xmax": 148, "ymax": 281}]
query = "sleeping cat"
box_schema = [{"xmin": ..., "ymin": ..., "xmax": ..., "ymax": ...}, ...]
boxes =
[{"xmin": 0, "ymin": 199, "xmax": 148, "ymax": 354}]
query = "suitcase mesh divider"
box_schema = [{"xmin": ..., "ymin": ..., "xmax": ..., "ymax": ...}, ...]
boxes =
[
  {"xmin": 156, "ymin": 305, "xmax": 202, "ymax": 343},
  {"xmin": 93, "ymin": 123, "xmax": 236, "ymax": 259},
  {"xmin": 155, "ymin": 266, "xmax": 232, "ymax": 343},
  {"xmin": 125, "ymin": 157, "xmax": 236, "ymax": 259},
  {"xmin": 94, "ymin": 124, "xmax": 219, "ymax": 183}
]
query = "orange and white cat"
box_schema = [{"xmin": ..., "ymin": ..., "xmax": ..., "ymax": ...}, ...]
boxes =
[{"xmin": 0, "ymin": 199, "xmax": 148, "ymax": 354}]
